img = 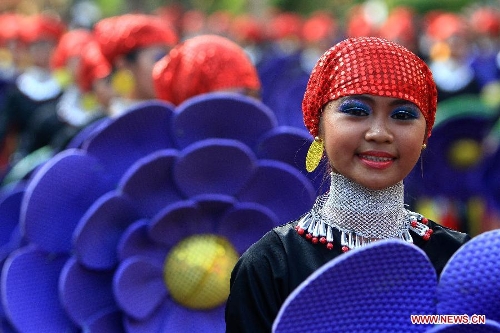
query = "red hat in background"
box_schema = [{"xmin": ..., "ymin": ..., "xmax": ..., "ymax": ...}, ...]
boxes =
[
  {"xmin": 180, "ymin": 9, "xmax": 206, "ymax": 37},
  {"xmin": 379, "ymin": 7, "xmax": 416, "ymax": 46},
  {"xmin": 0, "ymin": 13, "xmax": 23, "ymax": 45},
  {"xmin": 230, "ymin": 14, "xmax": 266, "ymax": 44},
  {"xmin": 424, "ymin": 11, "xmax": 467, "ymax": 41},
  {"xmin": 469, "ymin": 6, "xmax": 500, "ymax": 37},
  {"xmin": 20, "ymin": 13, "xmax": 66, "ymax": 44},
  {"xmin": 153, "ymin": 34, "xmax": 261, "ymax": 105},
  {"xmin": 94, "ymin": 14, "xmax": 178, "ymax": 65},
  {"xmin": 77, "ymin": 40, "xmax": 112, "ymax": 92},
  {"xmin": 51, "ymin": 29, "xmax": 94, "ymax": 69},
  {"xmin": 206, "ymin": 10, "xmax": 232, "ymax": 36},
  {"xmin": 267, "ymin": 11, "xmax": 303, "ymax": 40},
  {"xmin": 301, "ymin": 11, "xmax": 337, "ymax": 44},
  {"xmin": 346, "ymin": 5, "xmax": 379, "ymax": 38}
]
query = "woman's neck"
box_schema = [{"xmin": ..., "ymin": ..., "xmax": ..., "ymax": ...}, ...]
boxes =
[{"xmin": 318, "ymin": 173, "xmax": 408, "ymax": 239}]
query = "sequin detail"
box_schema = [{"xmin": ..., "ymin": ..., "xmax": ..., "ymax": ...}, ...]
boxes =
[
  {"xmin": 153, "ymin": 34, "xmax": 261, "ymax": 105},
  {"xmin": 302, "ymin": 37, "xmax": 437, "ymax": 138}
]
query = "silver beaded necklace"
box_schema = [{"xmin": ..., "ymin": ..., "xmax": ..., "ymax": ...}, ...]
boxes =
[{"xmin": 295, "ymin": 173, "xmax": 433, "ymax": 251}]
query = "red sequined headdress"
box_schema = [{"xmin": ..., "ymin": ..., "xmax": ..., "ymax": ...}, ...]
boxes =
[
  {"xmin": 153, "ymin": 34, "xmax": 261, "ymax": 106},
  {"xmin": 302, "ymin": 37, "xmax": 437, "ymax": 138}
]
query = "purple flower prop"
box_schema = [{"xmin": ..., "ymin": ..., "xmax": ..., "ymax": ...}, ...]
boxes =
[
  {"xmin": 406, "ymin": 114, "xmax": 495, "ymax": 201},
  {"xmin": 1, "ymin": 93, "xmax": 317, "ymax": 332},
  {"xmin": 273, "ymin": 229, "xmax": 500, "ymax": 333}
]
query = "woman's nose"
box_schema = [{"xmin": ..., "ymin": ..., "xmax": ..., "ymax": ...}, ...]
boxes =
[{"xmin": 364, "ymin": 118, "xmax": 393, "ymax": 143}]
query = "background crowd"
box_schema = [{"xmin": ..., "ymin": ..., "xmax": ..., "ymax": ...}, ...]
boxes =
[{"xmin": 0, "ymin": 0, "xmax": 500, "ymax": 332}]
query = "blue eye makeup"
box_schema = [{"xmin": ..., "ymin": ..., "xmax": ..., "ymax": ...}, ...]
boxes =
[
  {"xmin": 338, "ymin": 98, "xmax": 371, "ymax": 116},
  {"xmin": 391, "ymin": 105, "xmax": 420, "ymax": 120}
]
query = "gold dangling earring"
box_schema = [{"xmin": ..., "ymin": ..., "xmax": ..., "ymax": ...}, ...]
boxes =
[
  {"xmin": 306, "ymin": 137, "xmax": 324, "ymax": 172},
  {"xmin": 421, "ymin": 143, "xmax": 427, "ymax": 150}
]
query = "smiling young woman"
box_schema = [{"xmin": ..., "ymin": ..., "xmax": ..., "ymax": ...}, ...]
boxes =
[{"xmin": 225, "ymin": 36, "xmax": 471, "ymax": 333}]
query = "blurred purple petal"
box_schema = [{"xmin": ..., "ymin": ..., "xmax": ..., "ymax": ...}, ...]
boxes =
[
  {"xmin": 59, "ymin": 257, "xmax": 117, "ymax": 326},
  {"xmin": 237, "ymin": 160, "xmax": 316, "ymax": 224},
  {"xmin": 117, "ymin": 219, "xmax": 167, "ymax": 264},
  {"xmin": 0, "ymin": 184, "xmax": 25, "ymax": 261},
  {"xmin": 191, "ymin": 194, "xmax": 237, "ymax": 221},
  {"xmin": 21, "ymin": 149, "xmax": 113, "ymax": 253},
  {"xmin": 125, "ymin": 299, "xmax": 224, "ymax": 333},
  {"xmin": 172, "ymin": 92, "xmax": 277, "ymax": 149},
  {"xmin": 73, "ymin": 192, "xmax": 140, "ymax": 270},
  {"xmin": 65, "ymin": 117, "xmax": 111, "ymax": 149},
  {"xmin": 2, "ymin": 246, "xmax": 77, "ymax": 332},
  {"xmin": 149, "ymin": 200, "xmax": 214, "ymax": 247},
  {"xmin": 174, "ymin": 139, "xmax": 256, "ymax": 197},
  {"xmin": 83, "ymin": 101, "xmax": 175, "ymax": 183},
  {"xmin": 114, "ymin": 256, "xmax": 166, "ymax": 320},
  {"xmin": 123, "ymin": 299, "xmax": 173, "ymax": 333},
  {"xmin": 119, "ymin": 149, "xmax": 182, "ymax": 217},
  {"xmin": 410, "ymin": 115, "xmax": 493, "ymax": 199},
  {"xmin": 159, "ymin": 303, "xmax": 225, "ymax": 333},
  {"xmin": 84, "ymin": 308, "xmax": 125, "ymax": 333},
  {"xmin": 1, "ymin": 318, "xmax": 16, "ymax": 333},
  {"xmin": 255, "ymin": 126, "xmax": 328, "ymax": 193},
  {"xmin": 218, "ymin": 202, "xmax": 279, "ymax": 254},
  {"xmin": 255, "ymin": 126, "xmax": 310, "ymax": 169}
]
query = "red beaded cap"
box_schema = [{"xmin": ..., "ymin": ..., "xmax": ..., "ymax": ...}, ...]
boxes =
[
  {"xmin": 51, "ymin": 29, "xmax": 94, "ymax": 69},
  {"xmin": 302, "ymin": 36, "xmax": 437, "ymax": 138},
  {"xmin": 94, "ymin": 14, "xmax": 178, "ymax": 65},
  {"xmin": 77, "ymin": 41, "xmax": 112, "ymax": 92},
  {"xmin": 152, "ymin": 34, "xmax": 261, "ymax": 105}
]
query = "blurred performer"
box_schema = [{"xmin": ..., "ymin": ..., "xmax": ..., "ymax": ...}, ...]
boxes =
[
  {"xmin": 0, "ymin": 13, "xmax": 65, "ymax": 164},
  {"xmin": 93, "ymin": 13, "xmax": 178, "ymax": 117}
]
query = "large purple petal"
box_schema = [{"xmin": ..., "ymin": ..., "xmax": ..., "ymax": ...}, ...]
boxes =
[
  {"xmin": 117, "ymin": 219, "xmax": 167, "ymax": 265},
  {"xmin": 59, "ymin": 257, "xmax": 117, "ymax": 327},
  {"xmin": 237, "ymin": 159, "xmax": 316, "ymax": 224},
  {"xmin": 174, "ymin": 138, "xmax": 257, "ymax": 197},
  {"xmin": 73, "ymin": 192, "xmax": 140, "ymax": 270},
  {"xmin": 218, "ymin": 202, "xmax": 279, "ymax": 254},
  {"xmin": 149, "ymin": 200, "xmax": 215, "ymax": 247},
  {"xmin": 172, "ymin": 92, "xmax": 277, "ymax": 149},
  {"xmin": 21, "ymin": 149, "xmax": 113, "ymax": 253},
  {"xmin": 437, "ymin": 229, "xmax": 500, "ymax": 322},
  {"xmin": 119, "ymin": 149, "xmax": 182, "ymax": 218},
  {"xmin": 83, "ymin": 101, "xmax": 175, "ymax": 184},
  {"xmin": 1, "ymin": 246, "xmax": 77, "ymax": 332},
  {"xmin": 113, "ymin": 256, "xmax": 166, "ymax": 320},
  {"xmin": 273, "ymin": 240, "xmax": 437, "ymax": 333}
]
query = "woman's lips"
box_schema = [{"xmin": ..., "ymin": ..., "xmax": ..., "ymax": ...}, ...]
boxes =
[{"xmin": 358, "ymin": 151, "xmax": 395, "ymax": 169}]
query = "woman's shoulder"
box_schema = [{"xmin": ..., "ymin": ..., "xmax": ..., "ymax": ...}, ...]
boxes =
[
  {"xmin": 239, "ymin": 220, "xmax": 300, "ymax": 260},
  {"xmin": 417, "ymin": 219, "xmax": 471, "ymax": 276},
  {"xmin": 427, "ymin": 219, "xmax": 471, "ymax": 245}
]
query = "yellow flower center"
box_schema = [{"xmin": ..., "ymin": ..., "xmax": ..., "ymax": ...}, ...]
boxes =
[
  {"xmin": 163, "ymin": 234, "xmax": 239, "ymax": 310},
  {"xmin": 448, "ymin": 139, "xmax": 482, "ymax": 170}
]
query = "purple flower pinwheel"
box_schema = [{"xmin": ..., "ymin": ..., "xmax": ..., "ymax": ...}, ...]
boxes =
[
  {"xmin": 272, "ymin": 229, "xmax": 500, "ymax": 333},
  {"xmin": 1, "ymin": 93, "xmax": 318, "ymax": 332}
]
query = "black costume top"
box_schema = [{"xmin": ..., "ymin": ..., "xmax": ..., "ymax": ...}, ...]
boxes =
[{"xmin": 225, "ymin": 217, "xmax": 470, "ymax": 333}]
